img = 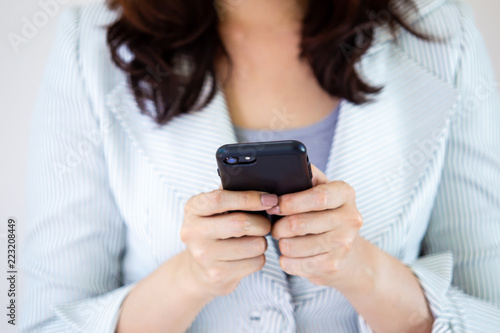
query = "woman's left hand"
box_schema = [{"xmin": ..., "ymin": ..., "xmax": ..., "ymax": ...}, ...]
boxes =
[
  {"xmin": 268, "ymin": 165, "xmax": 435, "ymax": 332},
  {"xmin": 267, "ymin": 164, "xmax": 365, "ymax": 288}
]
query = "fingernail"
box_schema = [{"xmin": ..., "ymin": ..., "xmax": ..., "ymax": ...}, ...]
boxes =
[
  {"xmin": 261, "ymin": 194, "xmax": 278, "ymax": 207},
  {"xmin": 266, "ymin": 205, "xmax": 281, "ymax": 215}
]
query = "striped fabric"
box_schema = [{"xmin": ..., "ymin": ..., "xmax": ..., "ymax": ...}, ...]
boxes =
[{"xmin": 20, "ymin": 0, "xmax": 500, "ymax": 332}]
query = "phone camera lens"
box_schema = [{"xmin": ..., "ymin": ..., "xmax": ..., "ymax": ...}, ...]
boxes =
[{"xmin": 226, "ymin": 157, "xmax": 238, "ymax": 164}]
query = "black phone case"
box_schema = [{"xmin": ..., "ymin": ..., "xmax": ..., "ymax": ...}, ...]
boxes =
[{"xmin": 216, "ymin": 140, "xmax": 313, "ymax": 196}]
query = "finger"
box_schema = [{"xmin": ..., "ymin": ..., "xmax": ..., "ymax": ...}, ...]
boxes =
[
  {"xmin": 208, "ymin": 254, "xmax": 266, "ymax": 281},
  {"xmin": 212, "ymin": 236, "xmax": 268, "ymax": 261},
  {"xmin": 267, "ymin": 181, "xmax": 354, "ymax": 216},
  {"xmin": 280, "ymin": 252, "xmax": 337, "ymax": 278},
  {"xmin": 187, "ymin": 190, "xmax": 278, "ymax": 216},
  {"xmin": 229, "ymin": 254, "xmax": 267, "ymax": 279},
  {"xmin": 203, "ymin": 212, "xmax": 271, "ymax": 240},
  {"xmin": 271, "ymin": 209, "xmax": 348, "ymax": 239},
  {"xmin": 279, "ymin": 233, "xmax": 330, "ymax": 258},
  {"xmin": 310, "ymin": 164, "xmax": 329, "ymax": 186},
  {"xmin": 278, "ymin": 228, "xmax": 354, "ymax": 258}
]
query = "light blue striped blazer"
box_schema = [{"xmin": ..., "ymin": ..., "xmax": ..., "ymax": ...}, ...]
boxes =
[{"xmin": 21, "ymin": 0, "xmax": 500, "ymax": 332}]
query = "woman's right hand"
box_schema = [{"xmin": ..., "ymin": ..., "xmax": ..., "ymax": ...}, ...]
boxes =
[{"xmin": 180, "ymin": 190, "xmax": 278, "ymax": 298}]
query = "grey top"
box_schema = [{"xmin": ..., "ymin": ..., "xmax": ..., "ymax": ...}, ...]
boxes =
[
  {"xmin": 234, "ymin": 102, "xmax": 341, "ymax": 263},
  {"xmin": 234, "ymin": 102, "xmax": 341, "ymax": 173}
]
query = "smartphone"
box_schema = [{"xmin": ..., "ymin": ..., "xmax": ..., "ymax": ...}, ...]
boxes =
[{"xmin": 216, "ymin": 140, "xmax": 313, "ymax": 197}]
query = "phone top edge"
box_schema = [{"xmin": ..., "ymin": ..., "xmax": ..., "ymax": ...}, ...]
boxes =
[{"xmin": 216, "ymin": 140, "xmax": 307, "ymax": 159}]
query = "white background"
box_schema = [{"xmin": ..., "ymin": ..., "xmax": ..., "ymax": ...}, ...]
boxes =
[{"xmin": 0, "ymin": 0, "xmax": 499, "ymax": 331}]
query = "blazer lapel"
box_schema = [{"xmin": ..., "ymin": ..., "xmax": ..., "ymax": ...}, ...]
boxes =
[
  {"xmin": 106, "ymin": 77, "xmax": 237, "ymax": 198},
  {"xmin": 325, "ymin": 44, "xmax": 458, "ymax": 245}
]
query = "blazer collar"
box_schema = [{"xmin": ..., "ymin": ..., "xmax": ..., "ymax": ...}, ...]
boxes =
[{"xmin": 365, "ymin": 0, "xmax": 447, "ymax": 57}]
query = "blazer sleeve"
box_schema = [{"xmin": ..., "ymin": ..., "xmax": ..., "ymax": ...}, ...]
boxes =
[
  {"xmin": 20, "ymin": 7, "xmax": 138, "ymax": 332},
  {"xmin": 406, "ymin": 2, "xmax": 500, "ymax": 332}
]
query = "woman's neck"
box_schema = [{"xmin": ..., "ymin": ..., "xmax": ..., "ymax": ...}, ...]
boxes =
[{"xmin": 216, "ymin": 0, "xmax": 307, "ymax": 33}]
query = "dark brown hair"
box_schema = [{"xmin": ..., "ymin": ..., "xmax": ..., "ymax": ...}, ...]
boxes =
[{"xmin": 106, "ymin": 0, "xmax": 427, "ymax": 125}]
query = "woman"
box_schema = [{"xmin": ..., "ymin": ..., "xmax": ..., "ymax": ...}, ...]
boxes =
[{"xmin": 21, "ymin": 0, "xmax": 500, "ymax": 332}]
